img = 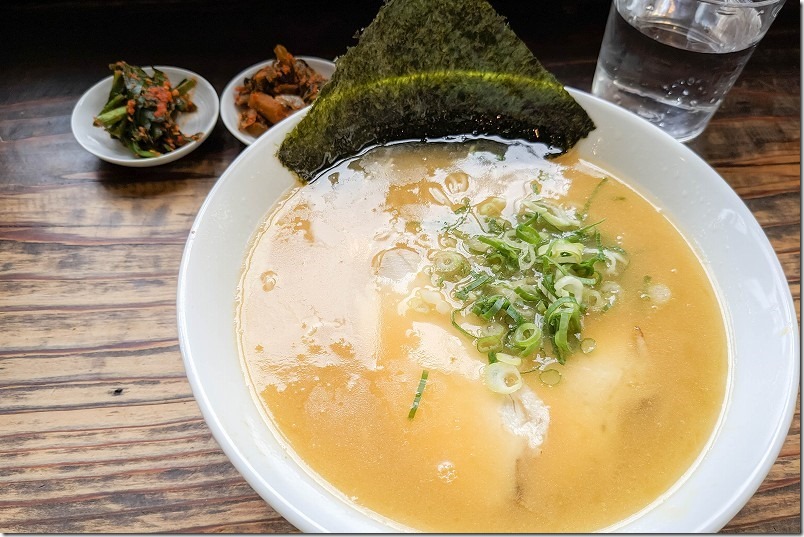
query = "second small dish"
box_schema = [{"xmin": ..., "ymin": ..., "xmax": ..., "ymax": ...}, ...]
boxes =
[{"xmin": 220, "ymin": 56, "xmax": 336, "ymax": 146}]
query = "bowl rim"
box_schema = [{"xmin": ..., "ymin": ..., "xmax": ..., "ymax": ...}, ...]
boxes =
[{"xmin": 177, "ymin": 88, "xmax": 799, "ymax": 532}]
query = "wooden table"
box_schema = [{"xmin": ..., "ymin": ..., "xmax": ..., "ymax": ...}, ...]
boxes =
[{"xmin": 1, "ymin": 1, "xmax": 799, "ymax": 533}]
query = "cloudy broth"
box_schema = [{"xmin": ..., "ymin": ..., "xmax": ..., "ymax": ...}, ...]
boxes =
[{"xmin": 237, "ymin": 140, "xmax": 728, "ymax": 532}]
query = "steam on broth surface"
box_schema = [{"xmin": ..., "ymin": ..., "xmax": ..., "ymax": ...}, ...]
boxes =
[{"xmin": 237, "ymin": 140, "xmax": 728, "ymax": 533}]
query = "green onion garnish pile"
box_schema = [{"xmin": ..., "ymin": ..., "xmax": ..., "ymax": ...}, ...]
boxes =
[{"xmin": 427, "ymin": 178, "xmax": 628, "ymax": 393}]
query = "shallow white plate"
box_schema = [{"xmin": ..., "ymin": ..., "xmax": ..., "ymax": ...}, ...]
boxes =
[
  {"xmin": 177, "ymin": 89, "xmax": 799, "ymax": 532},
  {"xmin": 71, "ymin": 66, "xmax": 219, "ymax": 167},
  {"xmin": 219, "ymin": 57, "xmax": 336, "ymax": 145}
]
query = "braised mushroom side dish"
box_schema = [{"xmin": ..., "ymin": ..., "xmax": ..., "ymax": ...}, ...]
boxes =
[{"xmin": 235, "ymin": 45, "xmax": 328, "ymax": 137}]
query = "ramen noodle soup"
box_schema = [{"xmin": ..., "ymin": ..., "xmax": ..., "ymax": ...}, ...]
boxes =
[{"xmin": 236, "ymin": 139, "xmax": 728, "ymax": 532}]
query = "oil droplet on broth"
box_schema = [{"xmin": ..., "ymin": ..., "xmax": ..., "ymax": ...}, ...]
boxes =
[
  {"xmin": 372, "ymin": 246, "xmax": 421, "ymax": 282},
  {"xmin": 444, "ymin": 171, "xmax": 470, "ymax": 194},
  {"xmin": 437, "ymin": 461, "xmax": 457, "ymax": 483},
  {"xmin": 427, "ymin": 184, "xmax": 454, "ymax": 208},
  {"xmin": 405, "ymin": 221, "xmax": 422, "ymax": 234},
  {"xmin": 260, "ymin": 270, "xmax": 278, "ymax": 292}
]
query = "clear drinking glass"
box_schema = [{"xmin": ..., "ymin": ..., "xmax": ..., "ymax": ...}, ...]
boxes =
[{"xmin": 592, "ymin": 0, "xmax": 786, "ymax": 142}]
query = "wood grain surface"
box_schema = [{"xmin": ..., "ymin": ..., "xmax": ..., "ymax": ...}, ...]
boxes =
[{"xmin": 0, "ymin": 0, "xmax": 799, "ymax": 533}]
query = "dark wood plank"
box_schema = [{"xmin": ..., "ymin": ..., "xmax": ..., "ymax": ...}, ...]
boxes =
[{"xmin": 0, "ymin": 0, "xmax": 798, "ymax": 534}]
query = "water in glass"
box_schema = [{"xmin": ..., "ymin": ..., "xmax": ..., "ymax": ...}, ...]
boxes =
[{"xmin": 593, "ymin": 0, "xmax": 768, "ymax": 141}]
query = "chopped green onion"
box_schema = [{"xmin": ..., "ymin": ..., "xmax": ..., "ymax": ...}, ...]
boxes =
[
  {"xmin": 450, "ymin": 307, "xmax": 476, "ymax": 339},
  {"xmin": 538, "ymin": 239, "xmax": 584, "ymax": 264},
  {"xmin": 473, "ymin": 294, "xmax": 506, "ymax": 320},
  {"xmin": 465, "ymin": 236, "xmax": 491, "ymax": 253},
  {"xmin": 478, "ymin": 236, "xmax": 520, "ymax": 269},
  {"xmin": 601, "ymin": 248, "xmax": 629, "ymax": 276},
  {"xmin": 504, "ymin": 303, "xmax": 524, "ymax": 325},
  {"xmin": 512, "ymin": 322, "xmax": 542, "ymax": 353},
  {"xmin": 522, "ymin": 200, "xmax": 581, "ymax": 230},
  {"xmin": 408, "ymin": 370, "xmax": 429, "ymax": 419},
  {"xmin": 494, "ymin": 352, "xmax": 522, "ymax": 366},
  {"xmin": 545, "ymin": 297, "xmax": 582, "ymax": 362},
  {"xmin": 455, "ymin": 273, "xmax": 491, "ymax": 300},
  {"xmin": 515, "ymin": 284, "xmax": 542, "ymax": 302},
  {"xmin": 431, "ymin": 251, "xmax": 470, "ymax": 281},
  {"xmin": 554, "ymin": 274, "xmax": 585, "ymax": 302},
  {"xmin": 477, "ymin": 335, "xmax": 503, "ymax": 353},
  {"xmin": 484, "ymin": 216, "xmax": 509, "ymax": 234},
  {"xmin": 581, "ymin": 177, "xmax": 609, "ymax": 219},
  {"xmin": 515, "ymin": 222, "xmax": 542, "ymax": 244},
  {"xmin": 480, "ymin": 322, "xmax": 507, "ymax": 338},
  {"xmin": 484, "ymin": 362, "xmax": 522, "ymax": 394},
  {"xmin": 433, "ymin": 175, "xmax": 628, "ymax": 392}
]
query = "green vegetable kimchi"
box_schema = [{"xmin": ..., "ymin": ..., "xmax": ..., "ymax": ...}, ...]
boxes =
[{"xmin": 93, "ymin": 61, "xmax": 201, "ymax": 158}]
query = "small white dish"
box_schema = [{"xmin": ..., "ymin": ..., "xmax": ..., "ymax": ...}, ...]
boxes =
[
  {"xmin": 177, "ymin": 90, "xmax": 799, "ymax": 532},
  {"xmin": 71, "ymin": 66, "xmax": 219, "ymax": 167},
  {"xmin": 220, "ymin": 57, "xmax": 336, "ymax": 145}
]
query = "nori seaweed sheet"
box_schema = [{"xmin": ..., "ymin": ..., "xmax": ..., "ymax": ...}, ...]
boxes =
[{"xmin": 278, "ymin": 0, "xmax": 595, "ymax": 182}]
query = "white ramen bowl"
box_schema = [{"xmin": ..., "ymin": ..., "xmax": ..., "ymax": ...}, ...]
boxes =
[{"xmin": 177, "ymin": 89, "xmax": 799, "ymax": 532}]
